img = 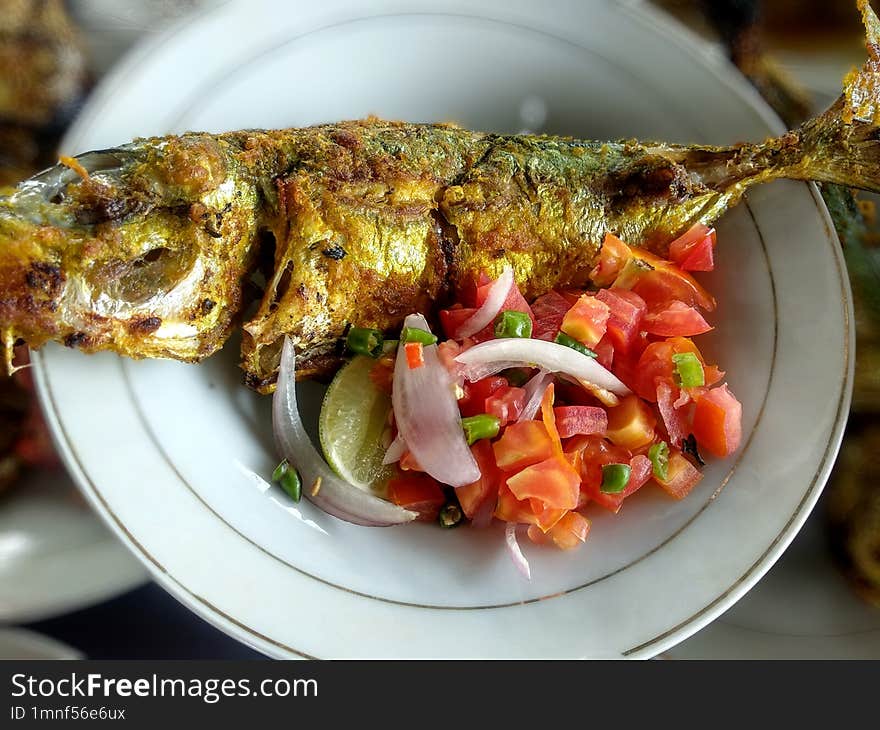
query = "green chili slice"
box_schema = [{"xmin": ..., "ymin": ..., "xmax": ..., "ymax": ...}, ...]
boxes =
[
  {"xmin": 671, "ymin": 352, "xmax": 705, "ymax": 387},
  {"xmin": 648, "ymin": 441, "xmax": 669, "ymax": 481},
  {"xmin": 600, "ymin": 463, "xmax": 632, "ymax": 494},
  {"xmin": 554, "ymin": 332, "xmax": 598, "ymax": 358},
  {"xmin": 346, "ymin": 327, "xmax": 384, "ymax": 358},
  {"xmin": 494, "ymin": 310, "xmax": 533, "ymax": 339},
  {"xmin": 461, "ymin": 414, "xmax": 501, "ymax": 445},
  {"xmin": 272, "ymin": 459, "xmax": 302, "ymax": 502},
  {"xmin": 401, "ymin": 326, "xmax": 438, "ymax": 346}
]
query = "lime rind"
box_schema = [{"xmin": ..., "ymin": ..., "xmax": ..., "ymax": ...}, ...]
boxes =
[{"xmin": 318, "ymin": 355, "xmax": 396, "ymax": 497}]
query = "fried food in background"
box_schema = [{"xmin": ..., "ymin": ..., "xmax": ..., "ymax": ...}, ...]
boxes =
[
  {"xmin": 0, "ymin": 0, "xmax": 88, "ymax": 187},
  {"xmin": 0, "ymin": 371, "xmax": 29, "ymax": 493},
  {"xmin": 826, "ymin": 418, "xmax": 880, "ymax": 608},
  {"xmin": 0, "ymin": 351, "xmax": 59, "ymax": 495},
  {"xmin": 658, "ymin": 0, "xmax": 880, "ymax": 607},
  {"xmin": 0, "ymin": 0, "xmax": 87, "ymax": 491}
]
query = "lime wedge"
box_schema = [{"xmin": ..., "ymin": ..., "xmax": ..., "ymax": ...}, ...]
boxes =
[{"xmin": 319, "ymin": 354, "xmax": 396, "ymax": 497}]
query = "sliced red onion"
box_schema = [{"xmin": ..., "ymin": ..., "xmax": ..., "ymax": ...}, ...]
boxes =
[
  {"xmin": 517, "ymin": 369, "xmax": 553, "ymax": 422},
  {"xmin": 450, "ymin": 359, "xmax": 522, "ymax": 383},
  {"xmin": 505, "ymin": 523, "xmax": 531, "ymax": 580},
  {"xmin": 393, "ymin": 314, "xmax": 480, "ymax": 487},
  {"xmin": 672, "ymin": 388, "xmax": 692, "ymax": 410},
  {"xmin": 382, "ymin": 433, "xmax": 407, "ymax": 465},
  {"xmin": 273, "ymin": 337, "xmax": 417, "ymax": 527},
  {"xmin": 456, "ymin": 265, "xmax": 514, "ymax": 338},
  {"xmin": 657, "ymin": 380, "xmax": 687, "ymax": 448},
  {"xmin": 455, "ymin": 338, "xmax": 631, "ymax": 396},
  {"xmin": 471, "ymin": 497, "xmax": 496, "ymax": 529}
]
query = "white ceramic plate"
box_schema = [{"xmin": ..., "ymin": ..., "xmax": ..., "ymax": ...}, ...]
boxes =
[
  {"xmin": 32, "ymin": 0, "xmax": 853, "ymax": 658},
  {"xmin": 0, "ymin": 628, "xmax": 83, "ymax": 659},
  {"xmin": 668, "ymin": 503, "xmax": 880, "ymax": 659},
  {"xmin": 0, "ymin": 468, "xmax": 146, "ymax": 624}
]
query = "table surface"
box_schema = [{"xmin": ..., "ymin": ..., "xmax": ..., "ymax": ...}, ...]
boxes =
[{"xmin": 23, "ymin": 584, "xmax": 264, "ymax": 660}]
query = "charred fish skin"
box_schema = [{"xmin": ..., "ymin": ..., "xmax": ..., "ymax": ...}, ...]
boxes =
[{"xmin": 3, "ymin": 0, "xmax": 880, "ymax": 389}]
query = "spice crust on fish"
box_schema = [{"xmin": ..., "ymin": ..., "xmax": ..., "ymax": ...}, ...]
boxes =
[{"xmin": 3, "ymin": 0, "xmax": 880, "ymax": 392}]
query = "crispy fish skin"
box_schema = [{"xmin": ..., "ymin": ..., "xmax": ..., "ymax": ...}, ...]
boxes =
[{"xmin": 3, "ymin": 1, "xmax": 880, "ymax": 391}]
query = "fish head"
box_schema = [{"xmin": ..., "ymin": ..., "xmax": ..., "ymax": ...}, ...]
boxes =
[{"xmin": 0, "ymin": 135, "xmax": 259, "ymax": 371}]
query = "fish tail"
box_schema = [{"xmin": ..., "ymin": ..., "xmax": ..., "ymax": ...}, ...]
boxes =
[{"xmin": 791, "ymin": 0, "xmax": 880, "ymax": 192}]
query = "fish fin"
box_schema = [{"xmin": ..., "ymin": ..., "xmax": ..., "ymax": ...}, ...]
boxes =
[{"xmin": 794, "ymin": 0, "xmax": 880, "ymax": 191}]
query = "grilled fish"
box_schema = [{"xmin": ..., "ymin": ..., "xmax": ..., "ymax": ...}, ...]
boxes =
[{"xmin": 3, "ymin": 1, "xmax": 880, "ymax": 392}]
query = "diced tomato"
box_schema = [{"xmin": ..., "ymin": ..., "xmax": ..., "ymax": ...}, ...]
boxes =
[
  {"xmin": 493, "ymin": 420, "xmax": 556, "ymax": 471},
  {"xmin": 405, "ymin": 342, "xmax": 424, "ymax": 369},
  {"xmin": 669, "ymin": 223, "xmax": 716, "ymax": 271},
  {"xmin": 548, "ymin": 511, "xmax": 591, "ymax": 549},
  {"xmin": 437, "ymin": 339, "xmax": 463, "ymax": 375},
  {"xmin": 554, "ymin": 406, "xmax": 608, "ymax": 438},
  {"xmin": 527, "ymin": 524, "xmax": 551, "ymax": 545},
  {"xmin": 458, "ymin": 272, "xmax": 492, "ymax": 308},
  {"xmin": 565, "ymin": 435, "xmax": 632, "ymax": 512},
  {"xmin": 668, "ymin": 223, "xmax": 716, "ymax": 272},
  {"xmin": 369, "ymin": 356, "xmax": 395, "ymax": 395},
  {"xmin": 595, "ymin": 288, "xmax": 646, "ymax": 354},
  {"xmin": 607, "ymin": 351, "xmax": 639, "ymax": 394},
  {"xmin": 506, "ymin": 455, "xmax": 581, "ymax": 510},
  {"xmin": 495, "ymin": 482, "xmax": 536, "ymax": 524},
  {"xmin": 531, "ymin": 290, "xmax": 572, "ymax": 341},
  {"xmin": 605, "ymin": 394, "xmax": 656, "ymax": 450},
  {"xmin": 540, "ymin": 384, "xmax": 564, "ymax": 457},
  {"xmin": 561, "ymin": 294, "xmax": 610, "ymax": 348},
  {"xmin": 590, "ymin": 232, "xmax": 632, "ymax": 287},
  {"xmin": 643, "ymin": 301, "xmax": 712, "ymax": 337},
  {"xmin": 473, "ymin": 275, "xmax": 536, "ymax": 341},
  {"xmin": 559, "ymin": 288, "xmax": 583, "ymax": 305},
  {"xmin": 673, "ymin": 385, "xmax": 704, "ymax": 410},
  {"xmin": 398, "ymin": 450, "xmax": 423, "ymax": 472},
  {"xmin": 704, "ymin": 364, "xmax": 725, "ymax": 387},
  {"xmin": 530, "ymin": 500, "xmax": 568, "ymax": 532},
  {"xmin": 692, "ymin": 384, "xmax": 742, "ymax": 458},
  {"xmin": 590, "ymin": 231, "xmax": 714, "ymax": 310},
  {"xmin": 628, "ymin": 454, "xmax": 653, "ymax": 489},
  {"xmin": 654, "ymin": 450, "xmax": 702, "ymax": 499},
  {"xmin": 456, "ymin": 440, "xmax": 501, "ymax": 522},
  {"xmin": 615, "ymin": 244, "xmax": 714, "ymax": 308},
  {"xmin": 593, "ymin": 336, "xmax": 615, "ymax": 369},
  {"xmin": 590, "ymin": 454, "xmax": 653, "ymax": 512},
  {"xmin": 459, "ymin": 376, "xmax": 507, "ymax": 418},
  {"xmin": 439, "ymin": 305, "xmax": 477, "ymax": 340},
  {"xmin": 485, "ymin": 385, "xmax": 526, "ymax": 425},
  {"xmin": 630, "ymin": 265, "xmax": 716, "ymax": 312},
  {"xmin": 656, "ymin": 380, "xmax": 689, "ymax": 448},
  {"xmin": 680, "ymin": 238, "xmax": 715, "ymax": 272},
  {"xmin": 387, "ymin": 473, "xmax": 446, "ymax": 521},
  {"xmin": 633, "ymin": 336, "xmax": 702, "ymax": 401}
]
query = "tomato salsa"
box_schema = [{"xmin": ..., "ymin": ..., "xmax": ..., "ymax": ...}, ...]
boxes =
[{"xmin": 373, "ymin": 225, "xmax": 742, "ymax": 554}]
